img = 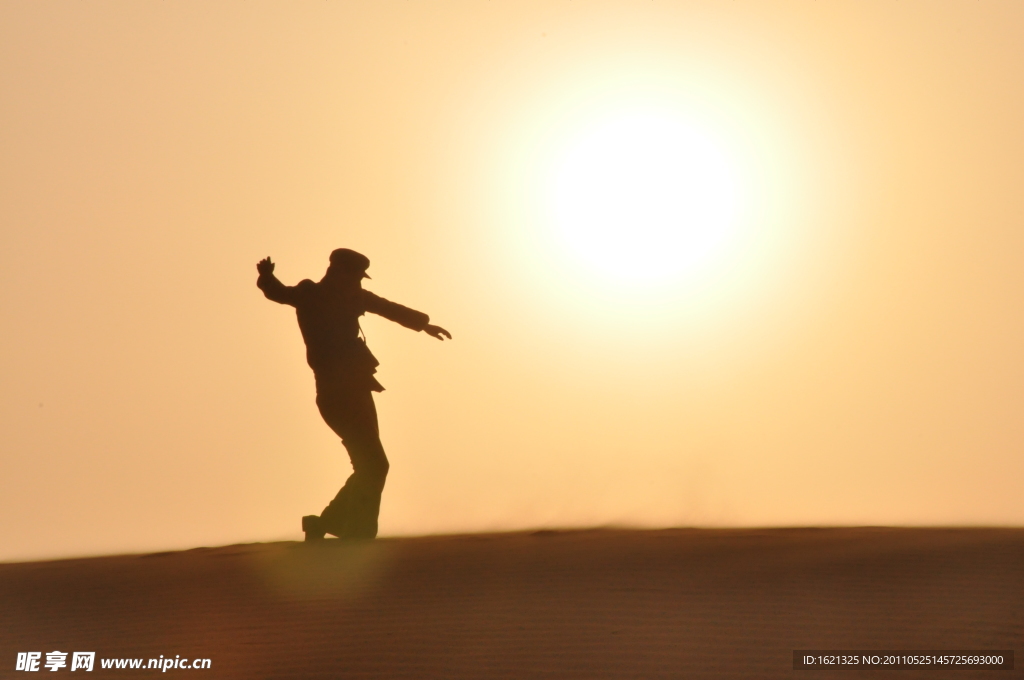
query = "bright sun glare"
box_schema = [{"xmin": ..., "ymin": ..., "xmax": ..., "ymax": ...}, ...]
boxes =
[{"xmin": 549, "ymin": 111, "xmax": 741, "ymax": 286}]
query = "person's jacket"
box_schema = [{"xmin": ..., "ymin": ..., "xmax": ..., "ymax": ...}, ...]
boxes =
[{"xmin": 258, "ymin": 273, "xmax": 429, "ymax": 392}]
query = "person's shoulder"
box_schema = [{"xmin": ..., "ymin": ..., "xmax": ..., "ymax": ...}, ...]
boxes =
[
  {"xmin": 360, "ymin": 288, "xmax": 392, "ymax": 312},
  {"xmin": 361, "ymin": 287, "xmax": 389, "ymax": 303},
  {"xmin": 291, "ymin": 279, "xmax": 317, "ymax": 301}
]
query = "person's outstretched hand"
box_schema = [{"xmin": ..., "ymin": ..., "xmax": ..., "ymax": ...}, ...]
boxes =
[
  {"xmin": 424, "ymin": 324, "xmax": 452, "ymax": 341},
  {"xmin": 257, "ymin": 257, "xmax": 275, "ymax": 276}
]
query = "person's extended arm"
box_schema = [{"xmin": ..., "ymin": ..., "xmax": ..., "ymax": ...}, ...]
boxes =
[
  {"xmin": 256, "ymin": 257, "xmax": 305, "ymax": 306},
  {"xmin": 364, "ymin": 290, "xmax": 452, "ymax": 341}
]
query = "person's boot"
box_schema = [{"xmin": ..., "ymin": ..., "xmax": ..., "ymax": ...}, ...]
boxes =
[{"xmin": 302, "ymin": 515, "xmax": 326, "ymax": 542}]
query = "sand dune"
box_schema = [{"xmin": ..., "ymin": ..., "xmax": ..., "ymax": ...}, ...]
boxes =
[{"xmin": 1, "ymin": 528, "xmax": 1020, "ymax": 678}]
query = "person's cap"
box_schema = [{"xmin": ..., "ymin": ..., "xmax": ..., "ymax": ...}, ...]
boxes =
[{"xmin": 329, "ymin": 248, "xmax": 371, "ymax": 279}]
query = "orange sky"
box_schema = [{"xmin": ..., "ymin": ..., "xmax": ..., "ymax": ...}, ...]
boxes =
[{"xmin": 2, "ymin": 1, "xmax": 1023, "ymax": 562}]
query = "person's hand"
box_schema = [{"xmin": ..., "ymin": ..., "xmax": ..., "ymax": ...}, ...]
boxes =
[
  {"xmin": 424, "ymin": 324, "xmax": 452, "ymax": 341},
  {"xmin": 257, "ymin": 257, "xmax": 275, "ymax": 276}
]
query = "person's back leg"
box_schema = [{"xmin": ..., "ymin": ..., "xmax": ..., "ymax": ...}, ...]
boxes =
[
  {"xmin": 319, "ymin": 429, "xmax": 388, "ymax": 539},
  {"xmin": 313, "ymin": 389, "xmax": 388, "ymax": 540}
]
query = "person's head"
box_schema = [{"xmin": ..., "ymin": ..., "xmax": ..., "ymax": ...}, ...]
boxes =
[{"xmin": 324, "ymin": 248, "xmax": 371, "ymax": 285}]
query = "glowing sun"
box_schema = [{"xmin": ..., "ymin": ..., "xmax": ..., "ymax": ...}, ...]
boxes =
[{"xmin": 549, "ymin": 110, "xmax": 741, "ymax": 286}]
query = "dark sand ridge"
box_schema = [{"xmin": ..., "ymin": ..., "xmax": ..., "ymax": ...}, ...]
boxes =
[{"xmin": 1, "ymin": 528, "xmax": 1021, "ymax": 679}]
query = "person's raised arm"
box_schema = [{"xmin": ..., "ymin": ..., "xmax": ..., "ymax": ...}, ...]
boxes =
[
  {"xmin": 256, "ymin": 257, "xmax": 303, "ymax": 306},
  {"xmin": 364, "ymin": 291, "xmax": 452, "ymax": 341}
]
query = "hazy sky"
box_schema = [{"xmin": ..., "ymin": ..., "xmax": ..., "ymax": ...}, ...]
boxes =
[{"xmin": 3, "ymin": 1, "xmax": 1023, "ymax": 561}]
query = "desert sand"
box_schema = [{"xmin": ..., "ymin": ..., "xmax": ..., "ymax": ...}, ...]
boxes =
[{"xmin": 1, "ymin": 528, "xmax": 1020, "ymax": 678}]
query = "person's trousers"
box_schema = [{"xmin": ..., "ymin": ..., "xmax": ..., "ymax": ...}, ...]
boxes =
[{"xmin": 314, "ymin": 388, "xmax": 389, "ymax": 539}]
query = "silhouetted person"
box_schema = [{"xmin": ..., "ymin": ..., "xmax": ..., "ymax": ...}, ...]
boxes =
[{"xmin": 256, "ymin": 249, "xmax": 451, "ymax": 540}]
